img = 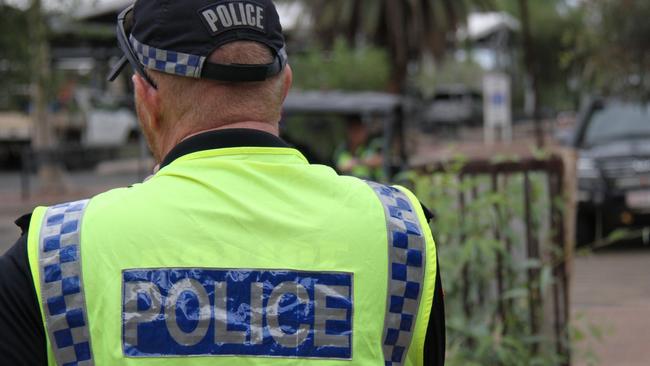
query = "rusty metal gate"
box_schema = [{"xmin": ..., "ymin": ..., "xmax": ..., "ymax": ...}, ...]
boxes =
[{"xmin": 411, "ymin": 154, "xmax": 572, "ymax": 365}]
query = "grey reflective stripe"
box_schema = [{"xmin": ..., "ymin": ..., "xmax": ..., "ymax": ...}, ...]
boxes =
[
  {"xmin": 38, "ymin": 199, "xmax": 95, "ymax": 366},
  {"xmin": 366, "ymin": 182, "xmax": 426, "ymax": 366}
]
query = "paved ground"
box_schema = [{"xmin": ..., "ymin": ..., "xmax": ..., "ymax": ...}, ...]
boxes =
[
  {"xmin": 572, "ymin": 246, "xmax": 650, "ymax": 366},
  {"xmin": 1, "ymin": 168, "xmax": 649, "ymax": 365},
  {"xmin": 0, "ymin": 169, "xmax": 140, "ymax": 252}
]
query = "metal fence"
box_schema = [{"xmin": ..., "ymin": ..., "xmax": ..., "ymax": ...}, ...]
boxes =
[{"xmin": 411, "ymin": 154, "xmax": 573, "ymax": 365}]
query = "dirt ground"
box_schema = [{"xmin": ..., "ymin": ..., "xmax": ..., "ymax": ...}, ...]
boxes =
[{"xmin": 1, "ymin": 168, "xmax": 649, "ymax": 365}]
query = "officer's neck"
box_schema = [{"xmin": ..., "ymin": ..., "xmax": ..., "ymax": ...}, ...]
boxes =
[
  {"xmin": 157, "ymin": 121, "xmax": 280, "ymax": 163},
  {"xmin": 183, "ymin": 122, "xmax": 279, "ymax": 141}
]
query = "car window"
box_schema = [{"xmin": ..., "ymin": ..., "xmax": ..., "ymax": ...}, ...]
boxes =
[
  {"xmin": 434, "ymin": 93, "xmax": 453, "ymax": 101},
  {"xmin": 583, "ymin": 102, "xmax": 650, "ymax": 146}
]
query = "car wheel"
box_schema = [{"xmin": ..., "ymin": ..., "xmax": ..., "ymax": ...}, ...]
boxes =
[{"xmin": 576, "ymin": 209, "xmax": 596, "ymax": 247}]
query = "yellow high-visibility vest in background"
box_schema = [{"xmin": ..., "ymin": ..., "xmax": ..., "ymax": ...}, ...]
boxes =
[{"xmin": 26, "ymin": 146, "xmax": 437, "ymax": 365}]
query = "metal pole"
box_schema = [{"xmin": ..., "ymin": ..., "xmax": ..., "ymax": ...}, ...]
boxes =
[
  {"xmin": 523, "ymin": 171, "xmax": 540, "ymax": 353},
  {"xmin": 492, "ymin": 172, "xmax": 506, "ymax": 332}
]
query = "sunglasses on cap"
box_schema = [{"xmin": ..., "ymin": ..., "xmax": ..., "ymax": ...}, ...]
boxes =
[{"xmin": 107, "ymin": 4, "xmax": 158, "ymax": 89}]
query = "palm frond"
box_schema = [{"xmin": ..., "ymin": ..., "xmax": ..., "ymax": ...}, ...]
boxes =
[{"xmin": 300, "ymin": 0, "xmax": 496, "ymax": 88}]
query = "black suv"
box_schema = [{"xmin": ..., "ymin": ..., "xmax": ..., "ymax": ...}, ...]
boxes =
[{"xmin": 573, "ymin": 98, "xmax": 650, "ymax": 245}]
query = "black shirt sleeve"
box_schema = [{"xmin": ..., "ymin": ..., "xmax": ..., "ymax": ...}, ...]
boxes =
[
  {"xmin": 424, "ymin": 261, "xmax": 445, "ymax": 365},
  {"xmin": 0, "ymin": 215, "xmax": 47, "ymax": 365},
  {"xmin": 421, "ymin": 203, "xmax": 445, "ymax": 366}
]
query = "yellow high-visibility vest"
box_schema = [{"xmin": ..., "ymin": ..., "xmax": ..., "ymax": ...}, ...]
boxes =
[{"xmin": 27, "ymin": 146, "xmax": 437, "ymax": 365}]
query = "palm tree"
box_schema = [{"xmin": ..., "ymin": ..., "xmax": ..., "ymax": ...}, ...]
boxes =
[{"xmin": 296, "ymin": 0, "xmax": 493, "ymax": 92}]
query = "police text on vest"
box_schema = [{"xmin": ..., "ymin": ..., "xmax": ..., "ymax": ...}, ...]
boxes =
[{"xmin": 122, "ymin": 269, "xmax": 353, "ymax": 359}]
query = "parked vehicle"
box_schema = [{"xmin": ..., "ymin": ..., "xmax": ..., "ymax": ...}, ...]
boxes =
[
  {"xmin": 0, "ymin": 112, "xmax": 31, "ymax": 168},
  {"xmin": 0, "ymin": 88, "xmax": 140, "ymax": 170},
  {"xmin": 72, "ymin": 89, "xmax": 139, "ymax": 149},
  {"xmin": 573, "ymin": 98, "xmax": 650, "ymax": 245},
  {"xmin": 420, "ymin": 85, "xmax": 483, "ymax": 131}
]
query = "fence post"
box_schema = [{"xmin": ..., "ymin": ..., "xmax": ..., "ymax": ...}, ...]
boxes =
[
  {"xmin": 523, "ymin": 170, "xmax": 541, "ymax": 354},
  {"xmin": 458, "ymin": 174, "xmax": 471, "ymax": 320}
]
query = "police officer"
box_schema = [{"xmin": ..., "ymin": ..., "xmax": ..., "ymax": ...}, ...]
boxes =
[
  {"xmin": 335, "ymin": 116, "xmax": 385, "ymax": 181},
  {"xmin": 0, "ymin": 1, "xmax": 445, "ymax": 365}
]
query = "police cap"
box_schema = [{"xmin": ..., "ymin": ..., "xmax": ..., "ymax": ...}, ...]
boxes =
[{"xmin": 108, "ymin": 0, "xmax": 287, "ymax": 85}]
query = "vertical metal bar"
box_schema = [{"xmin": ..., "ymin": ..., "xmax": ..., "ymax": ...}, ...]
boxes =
[
  {"xmin": 548, "ymin": 171, "xmax": 564, "ymax": 362},
  {"xmin": 502, "ymin": 174, "xmax": 514, "ymax": 322},
  {"xmin": 492, "ymin": 172, "xmax": 506, "ymax": 332},
  {"xmin": 470, "ymin": 180, "xmax": 486, "ymax": 308},
  {"xmin": 555, "ymin": 162, "xmax": 571, "ymax": 366},
  {"xmin": 523, "ymin": 170, "xmax": 540, "ymax": 353},
  {"xmin": 459, "ymin": 174, "xmax": 471, "ymax": 319}
]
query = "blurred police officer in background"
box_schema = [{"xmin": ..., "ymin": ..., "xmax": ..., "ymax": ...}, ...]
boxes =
[
  {"xmin": 335, "ymin": 116, "xmax": 385, "ymax": 181},
  {"xmin": 0, "ymin": 0, "xmax": 445, "ymax": 365}
]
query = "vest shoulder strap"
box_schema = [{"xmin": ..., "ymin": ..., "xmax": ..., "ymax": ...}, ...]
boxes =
[
  {"xmin": 36, "ymin": 199, "xmax": 95, "ymax": 366},
  {"xmin": 365, "ymin": 181, "xmax": 427, "ymax": 366}
]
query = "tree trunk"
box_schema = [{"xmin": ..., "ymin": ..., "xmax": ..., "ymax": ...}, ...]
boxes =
[
  {"xmin": 385, "ymin": 0, "xmax": 408, "ymax": 93},
  {"xmin": 345, "ymin": 0, "xmax": 363, "ymax": 45},
  {"xmin": 29, "ymin": 0, "xmax": 66, "ymax": 194},
  {"xmin": 518, "ymin": 0, "xmax": 544, "ymax": 148}
]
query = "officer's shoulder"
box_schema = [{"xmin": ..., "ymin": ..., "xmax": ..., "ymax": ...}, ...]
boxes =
[
  {"xmin": 392, "ymin": 185, "xmax": 435, "ymax": 223},
  {"xmin": 80, "ymin": 184, "xmax": 142, "ymax": 212},
  {"xmin": 362, "ymin": 180, "xmax": 435, "ymax": 223},
  {"xmin": 14, "ymin": 186, "xmax": 135, "ymax": 232},
  {"xmin": 14, "ymin": 197, "xmax": 92, "ymax": 233}
]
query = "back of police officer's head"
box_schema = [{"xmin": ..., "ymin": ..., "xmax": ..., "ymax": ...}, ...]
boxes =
[
  {"xmin": 109, "ymin": 0, "xmax": 291, "ymax": 161},
  {"xmin": 133, "ymin": 43, "xmax": 292, "ymax": 160}
]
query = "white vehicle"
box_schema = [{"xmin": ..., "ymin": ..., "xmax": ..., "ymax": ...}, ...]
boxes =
[
  {"xmin": 74, "ymin": 89, "xmax": 139, "ymax": 148},
  {"xmin": 0, "ymin": 89, "xmax": 140, "ymax": 169},
  {"xmin": 0, "ymin": 112, "xmax": 31, "ymax": 168},
  {"xmin": 421, "ymin": 86, "xmax": 483, "ymax": 131}
]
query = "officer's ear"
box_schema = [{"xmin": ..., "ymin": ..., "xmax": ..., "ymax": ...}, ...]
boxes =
[
  {"xmin": 132, "ymin": 74, "xmax": 162, "ymax": 131},
  {"xmin": 280, "ymin": 64, "xmax": 293, "ymax": 103}
]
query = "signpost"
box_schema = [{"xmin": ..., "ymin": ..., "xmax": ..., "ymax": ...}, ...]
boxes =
[{"xmin": 483, "ymin": 72, "xmax": 512, "ymax": 144}]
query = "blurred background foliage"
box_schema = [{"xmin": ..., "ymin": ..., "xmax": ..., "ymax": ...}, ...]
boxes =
[
  {"xmin": 291, "ymin": 0, "xmax": 493, "ymax": 92},
  {"xmin": 568, "ymin": 0, "xmax": 650, "ymax": 99},
  {"xmin": 282, "ymin": 0, "xmax": 650, "ymax": 111},
  {"xmin": 290, "ymin": 39, "xmax": 390, "ymax": 91},
  {"xmin": 2, "ymin": 0, "xmax": 649, "ymax": 113},
  {"xmin": 0, "ymin": 4, "xmax": 31, "ymax": 110}
]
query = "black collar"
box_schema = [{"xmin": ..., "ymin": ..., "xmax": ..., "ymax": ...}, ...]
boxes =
[{"xmin": 160, "ymin": 129, "xmax": 291, "ymax": 169}]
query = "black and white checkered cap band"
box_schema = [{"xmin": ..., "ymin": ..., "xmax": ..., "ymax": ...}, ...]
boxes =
[{"xmin": 130, "ymin": 35, "xmax": 206, "ymax": 78}]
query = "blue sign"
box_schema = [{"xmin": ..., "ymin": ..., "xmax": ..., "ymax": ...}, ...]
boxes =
[
  {"xmin": 122, "ymin": 269, "xmax": 353, "ymax": 359},
  {"xmin": 492, "ymin": 93, "xmax": 505, "ymax": 106}
]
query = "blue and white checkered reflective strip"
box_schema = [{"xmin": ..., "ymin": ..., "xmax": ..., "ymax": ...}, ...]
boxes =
[
  {"xmin": 366, "ymin": 182, "xmax": 426, "ymax": 366},
  {"xmin": 38, "ymin": 199, "xmax": 94, "ymax": 366},
  {"xmin": 130, "ymin": 35, "xmax": 206, "ymax": 78}
]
